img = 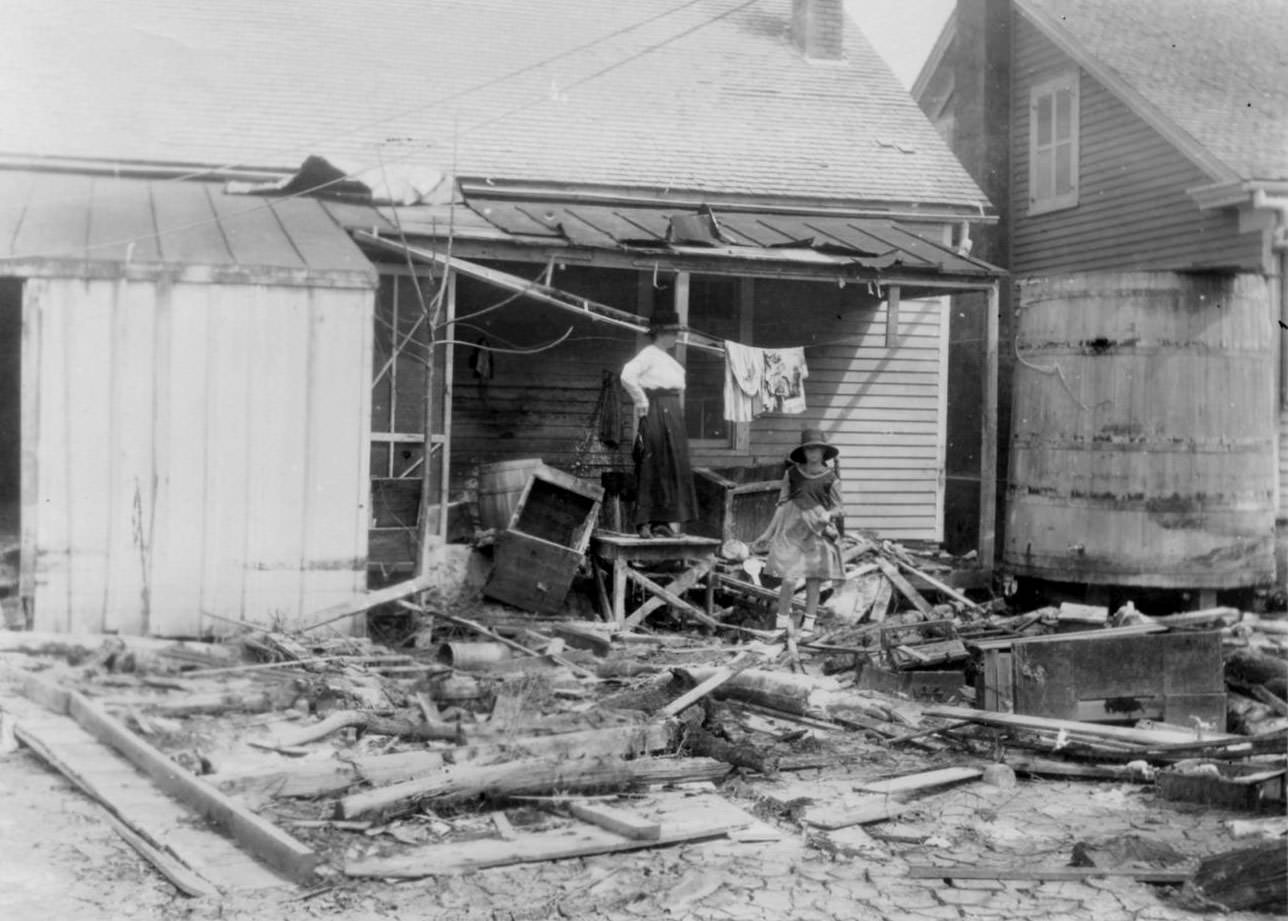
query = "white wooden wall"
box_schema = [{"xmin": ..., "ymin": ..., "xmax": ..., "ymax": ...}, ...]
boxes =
[
  {"xmin": 747, "ymin": 294, "xmax": 948, "ymax": 542},
  {"xmin": 22, "ymin": 277, "xmax": 373, "ymax": 636}
]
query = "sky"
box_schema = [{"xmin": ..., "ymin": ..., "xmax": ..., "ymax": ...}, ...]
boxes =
[{"xmin": 845, "ymin": 0, "xmax": 956, "ymax": 88}]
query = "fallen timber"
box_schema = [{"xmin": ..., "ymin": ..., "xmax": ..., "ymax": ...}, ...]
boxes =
[{"xmin": 336, "ymin": 755, "xmax": 733, "ymax": 820}]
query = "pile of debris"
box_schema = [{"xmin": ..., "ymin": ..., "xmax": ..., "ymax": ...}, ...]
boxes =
[{"xmin": 0, "ymin": 549, "xmax": 1285, "ymax": 913}]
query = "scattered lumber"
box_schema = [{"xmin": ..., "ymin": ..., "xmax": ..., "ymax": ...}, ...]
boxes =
[
  {"xmin": 11, "ymin": 690, "xmax": 294, "ymax": 893},
  {"xmin": 344, "ymin": 792, "xmax": 756, "ymax": 877},
  {"xmin": 906, "ymin": 864, "xmax": 1192, "ymax": 883},
  {"xmin": 1226, "ymin": 648, "xmax": 1288, "ymax": 698},
  {"xmin": 857, "ymin": 766, "xmax": 982, "ymax": 796},
  {"xmin": 400, "ymin": 602, "xmax": 595, "ymax": 679},
  {"xmin": 336, "ymin": 756, "xmax": 733, "ymax": 820},
  {"xmin": 275, "ymin": 710, "xmax": 464, "ymax": 747},
  {"xmin": 874, "ymin": 558, "xmax": 934, "ymax": 615},
  {"xmin": 1184, "ymin": 838, "xmax": 1287, "ymax": 912},
  {"xmin": 923, "ymin": 705, "xmax": 1234, "ymax": 748},
  {"xmin": 802, "ymin": 796, "xmax": 907, "ymax": 830},
  {"xmin": 566, "ymin": 801, "xmax": 662, "ymax": 841},
  {"xmin": 682, "ymin": 724, "xmax": 779, "ymax": 775},
  {"xmin": 18, "ymin": 672, "xmax": 320, "ymax": 884},
  {"xmin": 657, "ymin": 650, "xmax": 760, "ymax": 718},
  {"xmin": 211, "ymin": 758, "xmax": 370, "ymax": 798},
  {"xmin": 1007, "ymin": 757, "xmax": 1155, "ymax": 783},
  {"xmin": 680, "ymin": 667, "xmax": 895, "ymax": 727},
  {"xmin": 300, "ymin": 573, "xmax": 435, "ymax": 633}
]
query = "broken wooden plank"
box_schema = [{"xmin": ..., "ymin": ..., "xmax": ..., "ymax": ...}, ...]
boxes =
[
  {"xmin": 891, "ymin": 556, "xmax": 981, "ymax": 610},
  {"xmin": 858, "ymin": 766, "xmax": 982, "ymax": 796},
  {"xmin": 1185, "ymin": 838, "xmax": 1288, "ymax": 912},
  {"xmin": 300, "ymin": 572, "xmax": 435, "ymax": 633},
  {"xmin": 15, "ymin": 672, "xmax": 320, "ymax": 884},
  {"xmin": 802, "ymin": 796, "xmax": 907, "ymax": 830},
  {"xmin": 567, "ymin": 801, "xmax": 662, "ymax": 841},
  {"xmin": 623, "ymin": 567, "xmax": 721, "ymax": 629},
  {"xmin": 274, "ymin": 710, "xmax": 464, "ymax": 748},
  {"xmin": 11, "ymin": 700, "xmax": 284, "ymax": 894},
  {"xmin": 337, "ymin": 756, "xmax": 732, "ymax": 820},
  {"xmin": 923, "ymin": 705, "xmax": 1236, "ymax": 747},
  {"xmin": 907, "ymin": 864, "xmax": 1193, "ymax": 883},
  {"xmin": 344, "ymin": 792, "xmax": 755, "ymax": 877},
  {"xmin": 657, "ymin": 651, "xmax": 759, "ymax": 718},
  {"xmin": 874, "ymin": 558, "xmax": 933, "ymax": 615},
  {"xmin": 623, "ymin": 561, "xmax": 712, "ymax": 629}
]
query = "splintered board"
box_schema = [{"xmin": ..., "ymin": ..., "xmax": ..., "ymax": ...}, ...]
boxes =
[
  {"xmin": 9, "ymin": 698, "xmax": 288, "ymax": 895},
  {"xmin": 344, "ymin": 792, "xmax": 760, "ymax": 877}
]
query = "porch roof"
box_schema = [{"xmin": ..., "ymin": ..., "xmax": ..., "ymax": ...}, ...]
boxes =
[{"xmin": 327, "ymin": 196, "xmax": 1004, "ymax": 297}]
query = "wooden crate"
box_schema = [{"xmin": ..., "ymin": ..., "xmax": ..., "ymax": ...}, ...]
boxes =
[
  {"xmin": 484, "ymin": 467, "xmax": 603, "ymax": 614},
  {"xmin": 691, "ymin": 464, "xmax": 784, "ymax": 544},
  {"xmin": 974, "ymin": 629, "xmax": 1226, "ymax": 727},
  {"xmin": 484, "ymin": 530, "xmax": 586, "ymax": 615},
  {"xmin": 1157, "ymin": 763, "xmax": 1286, "ymax": 811}
]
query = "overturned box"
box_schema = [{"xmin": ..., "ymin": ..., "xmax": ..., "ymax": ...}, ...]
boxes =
[
  {"xmin": 484, "ymin": 467, "xmax": 603, "ymax": 615},
  {"xmin": 972, "ymin": 627, "xmax": 1226, "ymax": 727},
  {"xmin": 690, "ymin": 463, "xmax": 785, "ymax": 545}
]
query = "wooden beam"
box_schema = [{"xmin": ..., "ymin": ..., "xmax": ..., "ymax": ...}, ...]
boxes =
[
  {"xmin": 858, "ymin": 766, "xmax": 982, "ymax": 795},
  {"xmin": 298, "ymin": 572, "xmax": 434, "ymax": 633},
  {"xmin": 59, "ymin": 686, "xmax": 320, "ymax": 883},
  {"xmin": 438, "ymin": 269, "xmax": 456, "ymax": 539},
  {"xmin": 874, "ymin": 557, "xmax": 934, "ymax": 615},
  {"xmin": 622, "ymin": 561, "xmax": 711, "ymax": 629},
  {"xmin": 906, "ymin": 865, "xmax": 1193, "ymax": 883},
  {"xmin": 567, "ymin": 802, "xmax": 662, "ymax": 841},
  {"xmin": 623, "ymin": 566, "xmax": 722, "ymax": 629},
  {"xmin": 978, "ymin": 281, "xmax": 999, "ymax": 569},
  {"xmin": 884, "ymin": 284, "xmax": 901, "ymax": 347}
]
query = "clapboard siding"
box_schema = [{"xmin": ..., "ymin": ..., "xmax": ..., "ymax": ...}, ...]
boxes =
[
  {"xmin": 1012, "ymin": 16, "xmax": 1262, "ymax": 274},
  {"xmin": 748, "ymin": 279, "xmax": 945, "ymax": 541},
  {"xmin": 445, "ymin": 268, "xmax": 947, "ymax": 541},
  {"xmin": 1281, "ymin": 407, "xmax": 1288, "ymax": 520},
  {"xmin": 24, "ymin": 277, "xmax": 372, "ymax": 636}
]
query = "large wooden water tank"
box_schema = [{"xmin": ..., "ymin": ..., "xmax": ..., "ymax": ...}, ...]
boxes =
[{"xmin": 1004, "ymin": 272, "xmax": 1276, "ymax": 588}]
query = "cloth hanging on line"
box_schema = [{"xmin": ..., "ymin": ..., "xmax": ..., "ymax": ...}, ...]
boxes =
[
  {"xmin": 722, "ymin": 342, "xmax": 810, "ymax": 420},
  {"xmin": 723, "ymin": 340, "xmax": 763, "ymax": 423}
]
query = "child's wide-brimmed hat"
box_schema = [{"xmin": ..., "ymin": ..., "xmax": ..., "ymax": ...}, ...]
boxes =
[{"xmin": 789, "ymin": 427, "xmax": 838, "ymax": 464}]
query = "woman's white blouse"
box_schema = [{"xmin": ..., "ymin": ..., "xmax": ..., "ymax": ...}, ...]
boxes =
[{"xmin": 621, "ymin": 345, "xmax": 686, "ymax": 409}]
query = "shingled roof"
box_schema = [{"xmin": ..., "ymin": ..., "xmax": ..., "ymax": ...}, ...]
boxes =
[
  {"xmin": 1019, "ymin": 0, "xmax": 1288, "ymax": 183},
  {"xmin": 0, "ymin": 0, "xmax": 989, "ymax": 211}
]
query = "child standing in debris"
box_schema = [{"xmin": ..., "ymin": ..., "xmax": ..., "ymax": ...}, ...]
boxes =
[{"xmin": 755, "ymin": 428, "xmax": 845, "ymax": 634}]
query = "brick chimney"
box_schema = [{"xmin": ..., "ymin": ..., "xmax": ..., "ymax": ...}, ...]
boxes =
[{"xmin": 792, "ymin": 0, "xmax": 844, "ymax": 60}]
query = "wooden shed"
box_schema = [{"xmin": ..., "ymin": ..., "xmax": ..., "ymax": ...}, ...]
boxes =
[{"xmin": 0, "ymin": 171, "xmax": 377, "ymax": 635}]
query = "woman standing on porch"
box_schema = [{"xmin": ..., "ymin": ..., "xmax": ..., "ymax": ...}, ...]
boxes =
[{"xmin": 620, "ymin": 309, "xmax": 697, "ymax": 538}]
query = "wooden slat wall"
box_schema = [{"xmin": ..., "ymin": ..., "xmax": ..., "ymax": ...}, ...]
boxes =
[
  {"xmin": 24, "ymin": 277, "xmax": 372, "ymax": 636},
  {"xmin": 446, "ymin": 267, "xmax": 639, "ymax": 485},
  {"xmin": 1281, "ymin": 407, "xmax": 1288, "ymax": 520},
  {"xmin": 747, "ymin": 279, "xmax": 946, "ymax": 541},
  {"xmin": 1011, "ymin": 16, "xmax": 1263, "ymax": 275}
]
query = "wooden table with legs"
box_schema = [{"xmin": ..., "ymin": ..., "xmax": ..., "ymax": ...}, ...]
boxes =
[{"xmin": 589, "ymin": 532, "xmax": 721, "ymax": 629}]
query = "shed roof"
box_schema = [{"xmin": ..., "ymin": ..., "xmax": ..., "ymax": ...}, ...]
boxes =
[
  {"xmin": 0, "ymin": 171, "xmax": 377, "ymax": 287},
  {"xmin": 0, "ymin": 0, "xmax": 990, "ymax": 212},
  {"xmin": 1018, "ymin": 0, "xmax": 1288, "ymax": 183}
]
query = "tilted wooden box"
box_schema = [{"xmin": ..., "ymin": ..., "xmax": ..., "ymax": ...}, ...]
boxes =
[
  {"xmin": 484, "ymin": 467, "xmax": 603, "ymax": 615},
  {"xmin": 690, "ymin": 463, "xmax": 785, "ymax": 545}
]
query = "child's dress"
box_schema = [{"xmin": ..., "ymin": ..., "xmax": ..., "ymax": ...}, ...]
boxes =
[{"xmin": 756, "ymin": 463, "xmax": 845, "ymax": 582}]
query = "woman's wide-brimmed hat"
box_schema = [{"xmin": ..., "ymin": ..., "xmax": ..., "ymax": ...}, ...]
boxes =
[
  {"xmin": 789, "ymin": 427, "xmax": 839, "ymax": 464},
  {"xmin": 648, "ymin": 308, "xmax": 684, "ymax": 334}
]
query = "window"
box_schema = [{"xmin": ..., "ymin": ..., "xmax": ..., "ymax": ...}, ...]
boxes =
[
  {"xmin": 682, "ymin": 276, "xmax": 741, "ymax": 446},
  {"xmin": 1028, "ymin": 71, "xmax": 1079, "ymax": 214}
]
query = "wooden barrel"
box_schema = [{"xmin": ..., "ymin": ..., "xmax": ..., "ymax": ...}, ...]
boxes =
[
  {"xmin": 1004, "ymin": 272, "xmax": 1276, "ymax": 588},
  {"xmin": 477, "ymin": 459, "xmax": 545, "ymax": 531}
]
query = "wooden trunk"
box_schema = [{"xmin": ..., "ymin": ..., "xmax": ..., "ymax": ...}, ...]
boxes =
[{"xmin": 1005, "ymin": 272, "xmax": 1276, "ymax": 588}]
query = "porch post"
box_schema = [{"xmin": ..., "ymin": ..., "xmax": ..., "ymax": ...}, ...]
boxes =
[{"xmin": 978, "ymin": 281, "xmax": 1000, "ymax": 570}]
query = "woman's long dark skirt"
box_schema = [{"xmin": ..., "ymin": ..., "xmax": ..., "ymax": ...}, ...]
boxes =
[{"xmin": 633, "ymin": 389, "xmax": 697, "ymax": 527}]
